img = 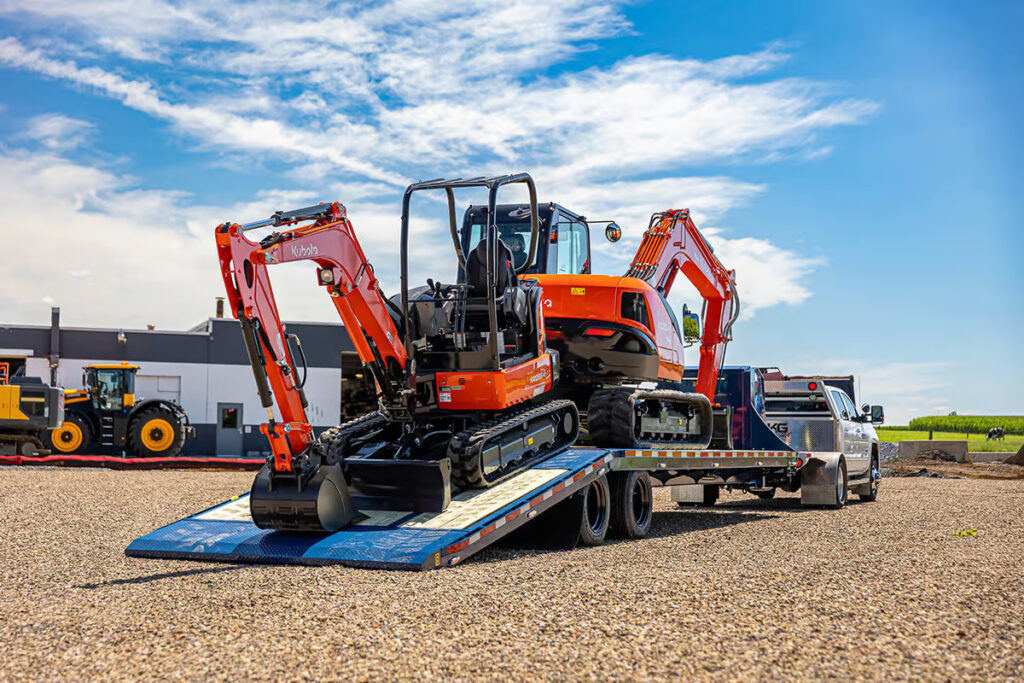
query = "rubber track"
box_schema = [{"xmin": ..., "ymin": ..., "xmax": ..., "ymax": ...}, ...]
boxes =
[
  {"xmin": 318, "ymin": 410, "xmax": 388, "ymax": 464},
  {"xmin": 0, "ymin": 433, "xmax": 46, "ymax": 456},
  {"xmin": 448, "ymin": 399, "xmax": 579, "ymax": 489},
  {"xmin": 587, "ymin": 388, "xmax": 712, "ymax": 449}
]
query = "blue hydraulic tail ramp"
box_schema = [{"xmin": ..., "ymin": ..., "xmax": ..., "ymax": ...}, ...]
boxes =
[{"xmin": 126, "ymin": 449, "xmax": 612, "ymax": 570}]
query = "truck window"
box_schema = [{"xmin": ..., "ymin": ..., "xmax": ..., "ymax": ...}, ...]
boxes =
[
  {"xmin": 830, "ymin": 390, "xmax": 851, "ymax": 420},
  {"xmin": 839, "ymin": 392, "xmax": 859, "ymax": 420},
  {"xmin": 765, "ymin": 397, "xmax": 830, "ymax": 413}
]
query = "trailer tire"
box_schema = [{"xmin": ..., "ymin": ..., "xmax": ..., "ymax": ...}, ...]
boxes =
[
  {"xmin": 578, "ymin": 474, "xmax": 611, "ymax": 547},
  {"xmin": 609, "ymin": 471, "xmax": 653, "ymax": 539},
  {"xmin": 128, "ymin": 408, "xmax": 185, "ymax": 457}
]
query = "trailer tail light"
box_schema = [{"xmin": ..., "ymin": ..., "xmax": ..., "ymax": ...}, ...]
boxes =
[
  {"xmin": 807, "ymin": 382, "xmax": 817, "ymax": 391},
  {"xmin": 583, "ymin": 327, "xmax": 615, "ymax": 337}
]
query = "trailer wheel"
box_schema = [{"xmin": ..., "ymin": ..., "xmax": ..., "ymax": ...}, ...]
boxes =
[
  {"xmin": 47, "ymin": 413, "xmax": 91, "ymax": 454},
  {"xmin": 578, "ymin": 475, "xmax": 611, "ymax": 547},
  {"xmin": 519, "ymin": 475, "xmax": 610, "ymax": 550},
  {"xmin": 858, "ymin": 455, "xmax": 879, "ymax": 502},
  {"xmin": 609, "ymin": 471, "xmax": 653, "ymax": 539},
  {"xmin": 128, "ymin": 408, "xmax": 185, "ymax": 457}
]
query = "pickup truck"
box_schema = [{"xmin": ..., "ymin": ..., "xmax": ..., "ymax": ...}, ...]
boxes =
[{"xmin": 761, "ymin": 373, "xmax": 885, "ymax": 503}]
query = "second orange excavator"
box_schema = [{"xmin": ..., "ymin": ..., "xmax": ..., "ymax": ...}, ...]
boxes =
[{"xmin": 455, "ymin": 204, "xmax": 739, "ymax": 449}]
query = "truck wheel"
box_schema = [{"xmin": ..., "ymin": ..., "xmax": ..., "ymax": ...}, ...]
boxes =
[
  {"xmin": 832, "ymin": 458, "xmax": 849, "ymax": 509},
  {"xmin": 858, "ymin": 456, "xmax": 880, "ymax": 502},
  {"xmin": 578, "ymin": 474, "xmax": 611, "ymax": 547},
  {"xmin": 609, "ymin": 471, "xmax": 653, "ymax": 539},
  {"xmin": 129, "ymin": 408, "xmax": 185, "ymax": 457},
  {"xmin": 47, "ymin": 414, "xmax": 91, "ymax": 454}
]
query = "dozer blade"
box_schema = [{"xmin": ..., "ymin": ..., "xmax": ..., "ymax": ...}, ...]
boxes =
[
  {"xmin": 249, "ymin": 462, "xmax": 357, "ymax": 532},
  {"xmin": 347, "ymin": 457, "xmax": 452, "ymax": 513}
]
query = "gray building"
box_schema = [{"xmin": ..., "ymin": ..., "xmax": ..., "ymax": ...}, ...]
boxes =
[{"xmin": 0, "ymin": 310, "xmax": 369, "ymax": 456}]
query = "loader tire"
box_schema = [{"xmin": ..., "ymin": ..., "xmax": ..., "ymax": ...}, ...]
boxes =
[
  {"xmin": 129, "ymin": 408, "xmax": 185, "ymax": 457},
  {"xmin": 47, "ymin": 413, "xmax": 92, "ymax": 454}
]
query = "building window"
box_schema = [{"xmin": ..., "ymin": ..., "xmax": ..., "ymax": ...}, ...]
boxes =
[{"xmin": 220, "ymin": 406, "xmax": 240, "ymax": 429}]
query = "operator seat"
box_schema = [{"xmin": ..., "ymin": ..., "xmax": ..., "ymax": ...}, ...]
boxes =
[{"xmin": 464, "ymin": 239, "xmax": 531, "ymax": 330}]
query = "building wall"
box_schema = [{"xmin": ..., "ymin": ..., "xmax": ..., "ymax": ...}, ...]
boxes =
[{"xmin": 0, "ymin": 317, "xmax": 354, "ymax": 456}]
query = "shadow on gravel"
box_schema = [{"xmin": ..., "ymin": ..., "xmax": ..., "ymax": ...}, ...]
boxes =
[
  {"xmin": 646, "ymin": 509, "xmax": 776, "ymax": 539},
  {"xmin": 473, "ymin": 509, "xmax": 774, "ymax": 566},
  {"xmin": 75, "ymin": 564, "xmax": 252, "ymax": 589}
]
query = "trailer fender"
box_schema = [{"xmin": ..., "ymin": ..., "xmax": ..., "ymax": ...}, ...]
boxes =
[{"xmin": 799, "ymin": 453, "xmax": 846, "ymax": 507}]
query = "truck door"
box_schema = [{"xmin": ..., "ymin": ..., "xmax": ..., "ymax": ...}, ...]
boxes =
[{"xmin": 830, "ymin": 388, "xmax": 867, "ymax": 476}]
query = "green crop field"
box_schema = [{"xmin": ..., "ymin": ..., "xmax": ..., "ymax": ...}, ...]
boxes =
[
  {"xmin": 876, "ymin": 429, "xmax": 1024, "ymax": 453},
  {"xmin": 908, "ymin": 415, "xmax": 1024, "ymax": 435}
]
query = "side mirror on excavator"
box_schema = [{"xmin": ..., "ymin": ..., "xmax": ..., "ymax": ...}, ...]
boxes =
[
  {"xmin": 682, "ymin": 306, "xmax": 701, "ymax": 344},
  {"xmin": 604, "ymin": 222, "xmax": 621, "ymax": 242}
]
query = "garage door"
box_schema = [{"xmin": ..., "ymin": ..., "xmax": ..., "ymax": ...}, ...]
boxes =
[{"xmin": 136, "ymin": 375, "xmax": 181, "ymax": 403}]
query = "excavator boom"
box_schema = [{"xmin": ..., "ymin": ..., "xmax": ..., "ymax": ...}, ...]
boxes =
[
  {"xmin": 626, "ymin": 209, "xmax": 739, "ymax": 401},
  {"xmin": 216, "ymin": 202, "xmax": 410, "ymax": 473}
]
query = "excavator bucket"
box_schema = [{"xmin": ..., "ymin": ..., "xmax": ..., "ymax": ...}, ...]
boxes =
[
  {"xmin": 347, "ymin": 458, "xmax": 452, "ymax": 513},
  {"xmin": 249, "ymin": 462, "xmax": 357, "ymax": 532}
]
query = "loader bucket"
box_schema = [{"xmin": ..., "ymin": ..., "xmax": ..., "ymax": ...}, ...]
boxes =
[
  {"xmin": 347, "ymin": 457, "xmax": 452, "ymax": 513},
  {"xmin": 249, "ymin": 462, "xmax": 357, "ymax": 533}
]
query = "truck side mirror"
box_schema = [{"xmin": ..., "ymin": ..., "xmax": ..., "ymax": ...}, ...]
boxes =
[
  {"xmin": 870, "ymin": 405, "xmax": 885, "ymax": 424},
  {"xmin": 683, "ymin": 311, "xmax": 701, "ymax": 343}
]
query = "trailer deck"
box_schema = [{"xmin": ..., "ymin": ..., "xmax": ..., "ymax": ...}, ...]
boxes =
[{"xmin": 126, "ymin": 445, "xmax": 816, "ymax": 570}]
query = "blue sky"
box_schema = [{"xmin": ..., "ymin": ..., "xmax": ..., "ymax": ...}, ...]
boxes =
[{"xmin": 0, "ymin": 0, "xmax": 1020, "ymax": 423}]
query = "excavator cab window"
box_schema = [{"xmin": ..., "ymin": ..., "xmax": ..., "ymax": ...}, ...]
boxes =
[{"xmin": 554, "ymin": 219, "xmax": 589, "ymax": 274}]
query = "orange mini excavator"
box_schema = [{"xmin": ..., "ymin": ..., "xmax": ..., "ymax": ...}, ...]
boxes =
[
  {"xmin": 457, "ymin": 205, "xmax": 738, "ymax": 449},
  {"xmin": 215, "ymin": 174, "xmax": 578, "ymax": 532}
]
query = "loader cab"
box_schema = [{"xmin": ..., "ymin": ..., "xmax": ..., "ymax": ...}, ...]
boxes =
[
  {"xmin": 83, "ymin": 363, "xmax": 137, "ymax": 412},
  {"xmin": 459, "ymin": 203, "xmax": 592, "ymax": 278}
]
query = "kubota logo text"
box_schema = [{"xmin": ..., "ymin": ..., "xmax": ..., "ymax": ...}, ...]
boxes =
[{"xmin": 290, "ymin": 244, "xmax": 319, "ymax": 258}]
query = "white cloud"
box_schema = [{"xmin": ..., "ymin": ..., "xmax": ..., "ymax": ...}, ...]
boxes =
[
  {"xmin": 22, "ymin": 113, "xmax": 95, "ymax": 150},
  {"xmin": 0, "ymin": 2, "xmax": 879, "ymax": 329}
]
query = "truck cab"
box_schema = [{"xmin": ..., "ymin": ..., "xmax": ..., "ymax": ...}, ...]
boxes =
[{"xmin": 761, "ymin": 376, "xmax": 884, "ymax": 479}]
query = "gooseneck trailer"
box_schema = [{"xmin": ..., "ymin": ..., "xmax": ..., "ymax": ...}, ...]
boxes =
[{"xmin": 126, "ymin": 367, "xmax": 877, "ymax": 569}]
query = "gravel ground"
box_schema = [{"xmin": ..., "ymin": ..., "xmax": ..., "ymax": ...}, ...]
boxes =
[{"xmin": 1, "ymin": 468, "xmax": 1022, "ymax": 682}]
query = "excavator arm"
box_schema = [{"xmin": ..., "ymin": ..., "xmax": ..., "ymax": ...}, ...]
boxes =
[
  {"xmin": 626, "ymin": 208, "xmax": 740, "ymax": 401},
  {"xmin": 216, "ymin": 202, "xmax": 410, "ymax": 474}
]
